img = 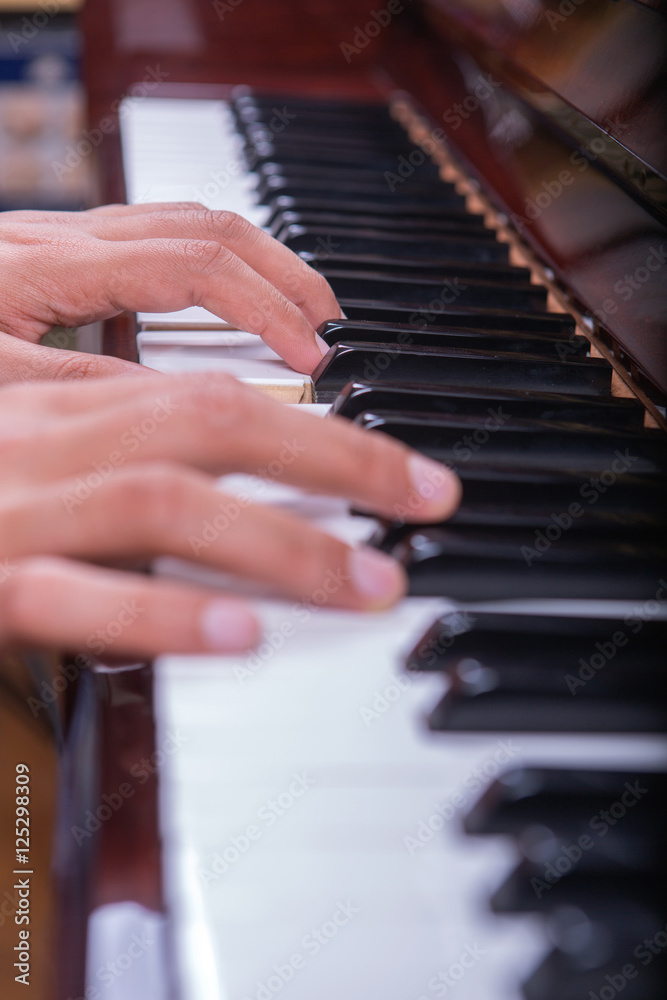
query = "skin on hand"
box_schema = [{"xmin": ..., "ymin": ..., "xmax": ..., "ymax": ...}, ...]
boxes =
[
  {"xmin": 0, "ymin": 202, "xmax": 341, "ymax": 376},
  {"xmin": 0, "ymin": 373, "xmax": 462, "ymax": 660}
]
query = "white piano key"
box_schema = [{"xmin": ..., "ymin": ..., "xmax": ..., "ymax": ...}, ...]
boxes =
[
  {"xmin": 121, "ymin": 96, "xmax": 270, "ymax": 331},
  {"xmin": 138, "ymin": 341, "xmax": 311, "ymax": 398}
]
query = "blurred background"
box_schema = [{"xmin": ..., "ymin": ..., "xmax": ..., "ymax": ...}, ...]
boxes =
[{"xmin": 0, "ymin": 0, "xmax": 89, "ymax": 212}]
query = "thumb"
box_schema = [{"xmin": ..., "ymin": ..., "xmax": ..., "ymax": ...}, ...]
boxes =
[{"xmin": 0, "ymin": 331, "xmax": 150, "ymax": 385}]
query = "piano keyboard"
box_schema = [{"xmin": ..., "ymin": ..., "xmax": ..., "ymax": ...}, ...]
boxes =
[{"xmin": 115, "ymin": 91, "xmax": 667, "ymax": 1000}]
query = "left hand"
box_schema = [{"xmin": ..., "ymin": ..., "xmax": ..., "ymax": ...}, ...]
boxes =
[{"xmin": 0, "ymin": 202, "xmax": 341, "ymax": 379}]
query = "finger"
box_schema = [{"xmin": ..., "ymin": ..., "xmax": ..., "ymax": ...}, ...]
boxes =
[
  {"xmin": 81, "ymin": 208, "xmax": 343, "ymax": 332},
  {"xmin": 86, "ymin": 237, "xmax": 327, "ymax": 374},
  {"xmin": 18, "ymin": 373, "xmax": 461, "ymax": 522},
  {"xmin": 0, "ymin": 557, "xmax": 260, "ymax": 657},
  {"xmin": 0, "ymin": 370, "xmax": 163, "ymax": 423},
  {"xmin": 0, "ymin": 332, "xmax": 148, "ymax": 387},
  {"xmin": 83, "ymin": 201, "xmax": 208, "ymax": 217},
  {"xmin": 2, "ymin": 465, "xmax": 407, "ymax": 610}
]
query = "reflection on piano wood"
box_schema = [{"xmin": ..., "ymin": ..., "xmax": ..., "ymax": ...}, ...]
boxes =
[{"xmin": 63, "ymin": 3, "xmax": 667, "ymax": 999}]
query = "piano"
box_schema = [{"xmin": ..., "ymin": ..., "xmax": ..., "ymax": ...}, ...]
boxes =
[{"xmin": 51, "ymin": 2, "xmax": 667, "ymax": 998}]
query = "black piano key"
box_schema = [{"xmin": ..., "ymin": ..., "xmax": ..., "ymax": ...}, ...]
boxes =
[
  {"xmin": 319, "ymin": 321, "xmax": 587, "ymax": 357},
  {"xmin": 232, "ymin": 91, "xmax": 395, "ymax": 117},
  {"xmin": 464, "ymin": 768, "xmax": 667, "ymax": 842},
  {"xmin": 340, "ymin": 301, "xmax": 576, "ymax": 327},
  {"xmin": 258, "ymin": 174, "xmax": 450, "ymax": 204},
  {"xmin": 233, "ymin": 92, "xmax": 391, "ymax": 110},
  {"xmin": 301, "ymin": 252, "xmax": 529, "ymax": 282},
  {"xmin": 428, "ymin": 686, "xmax": 666, "ymax": 733},
  {"xmin": 312, "ymin": 342, "xmax": 612, "ymax": 402},
  {"xmin": 323, "ymin": 309, "xmax": 575, "ymax": 336},
  {"xmin": 372, "ymin": 524, "xmax": 667, "ymax": 600},
  {"xmin": 331, "ymin": 382, "xmax": 644, "ymax": 430},
  {"xmin": 236, "ymin": 107, "xmax": 406, "ymax": 135},
  {"xmin": 523, "ymin": 944, "xmax": 666, "ymax": 1000},
  {"xmin": 319, "ymin": 269, "xmax": 546, "ymax": 311},
  {"xmin": 342, "ymin": 310, "xmax": 574, "ymax": 336},
  {"xmin": 244, "ymin": 132, "xmax": 440, "ymax": 161},
  {"xmin": 491, "ymin": 865, "xmax": 665, "ymax": 915},
  {"xmin": 257, "ymin": 162, "xmax": 448, "ymax": 190},
  {"xmin": 351, "ymin": 464, "xmax": 666, "ymax": 530},
  {"xmin": 521, "ymin": 902, "xmax": 667, "ymax": 1000},
  {"xmin": 244, "ymin": 123, "xmax": 426, "ymax": 153},
  {"xmin": 443, "ymin": 467, "xmax": 666, "ymax": 527},
  {"xmin": 268, "ymin": 193, "xmax": 467, "ymax": 223},
  {"xmin": 355, "ymin": 411, "xmax": 665, "ymax": 475},
  {"xmin": 408, "ymin": 613, "xmax": 667, "ymax": 675},
  {"xmin": 249, "ymin": 143, "xmax": 443, "ymax": 176},
  {"xmin": 281, "ymin": 227, "xmax": 508, "ymax": 261},
  {"xmin": 272, "ymin": 210, "xmax": 488, "ymax": 238}
]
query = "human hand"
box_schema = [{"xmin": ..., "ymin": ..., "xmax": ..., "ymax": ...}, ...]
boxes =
[
  {"xmin": 0, "ymin": 372, "xmax": 461, "ymax": 659},
  {"xmin": 0, "ymin": 202, "xmax": 341, "ymax": 379}
]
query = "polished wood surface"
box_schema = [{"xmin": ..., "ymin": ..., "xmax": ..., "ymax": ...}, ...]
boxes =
[{"xmin": 54, "ymin": 663, "xmax": 164, "ymax": 1000}]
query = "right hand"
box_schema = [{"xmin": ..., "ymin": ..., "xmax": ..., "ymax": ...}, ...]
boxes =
[{"xmin": 0, "ymin": 372, "xmax": 461, "ymax": 660}]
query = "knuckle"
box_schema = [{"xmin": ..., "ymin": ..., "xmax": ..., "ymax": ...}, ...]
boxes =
[
  {"xmin": 179, "ymin": 239, "xmax": 236, "ymax": 277},
  {"xmin": 50, "ymin": 352, "xmax": 104, "ymax": 382},
  {"xmin": 172, "ymin": 201, "xmax": 206, "ymax": 212},
  {"xmin": 209, "ymin": 210, "xmax": 253, "ymax": 243},
  {"xmin": 290, "ymin": 266, "xmax": 335, "ymax": 310}
]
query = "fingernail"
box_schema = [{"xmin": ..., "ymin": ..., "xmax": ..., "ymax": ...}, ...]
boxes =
[
  {"xmin": 349, "ymin": 547, "xmax": 406, "ymax": 607},
  {"xmin": 315, "ymin": 333, "xmax": 330, "ymax": 357},
  {"xmin": 200, "ymin": 600, "xmax": 259, "ymax": 651},
  {"xmin": 408, "ymin": 453, "xmax": 461, "ymax": 517}
]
